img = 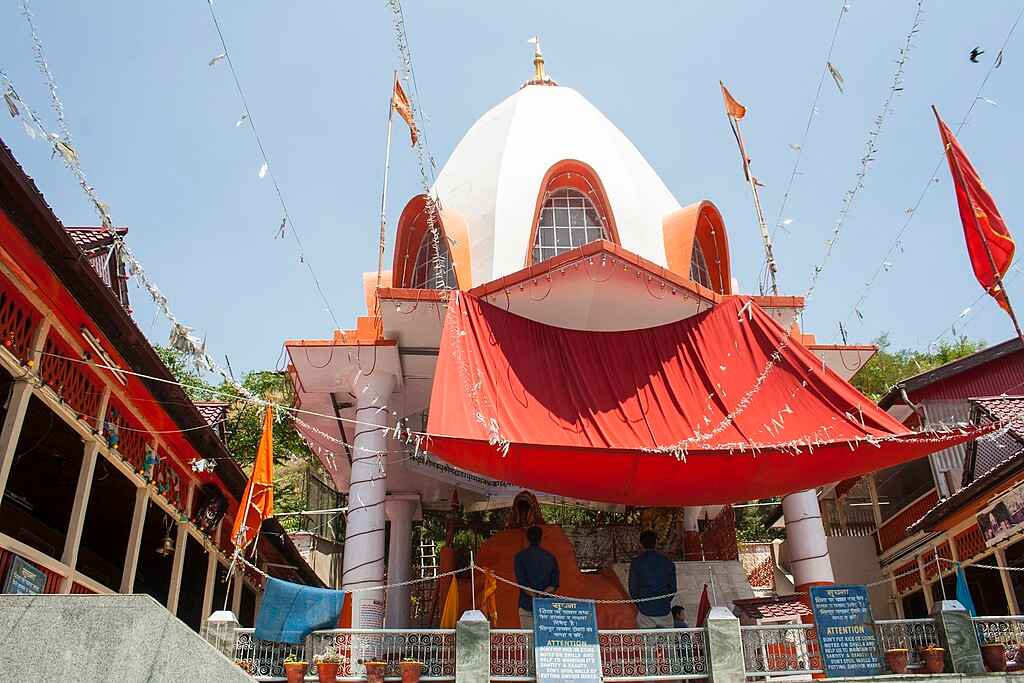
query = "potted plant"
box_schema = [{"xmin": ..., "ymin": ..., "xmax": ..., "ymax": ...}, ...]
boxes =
[
  {"xmin": 234, "ymin": 658, "xmax": 253, "ymax": 674},
  {"xmin": 883, "ymin": 647, "xmax": 908, "ymax": 674},
  {"xmin": 315, "ymin": 646, "xmax": 345, "ymax": 683},
  {"xmin": 364, "ymin": 659, "xmax": 388, "ymax": 683},
  {"xmin": 920, "ymin": 644, "xmax": 946, "ymax": 674},
  {"xmin": 980, "ymin": 641, "xmax": 1008, "ymax": 672},
  {"xmin": 400, "ymin": 658, "xmax": 423, "ymax": 683},
  {"xmin": 284, "ymin": 653, "xmax": 309, "ymax": 683}
]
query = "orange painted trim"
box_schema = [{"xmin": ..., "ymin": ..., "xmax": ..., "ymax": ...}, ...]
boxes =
[
  {"xmin": 751, "ymin": 295, "xmax": 805, "ymax": 308},
  {"xmin": 285, "ymin": 329, "xmax": 398, "ymax": 348},
  {"xmin": 524, "ymin": 160, "xmax": 621, "ymax": 268},
  {"xmin": 662, "ymin": 201, "xmax": 732, "ymax": 294},
  {"xmin": 390, "ymin": 195, "xmax": 472, "ymax": 289},
  {"xmin": 362, "ymin": 271, "xmax": 392, "ymax": 315},
  {"xmin": 807, "ymin": 344, "xmax": 878, "ymax": 352},
  {"xmin": 377, "ymin": 287, "xmax": 447, "ymax": 302}
]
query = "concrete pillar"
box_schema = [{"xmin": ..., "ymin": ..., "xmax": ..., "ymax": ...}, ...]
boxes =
[
  {"xmin": 995, "ymin": 547, "xmax": 1020, "ymax": 615},
  {"xmin": 121, "ymin": 485, "xmax": 150, "ymax": 593},
  {"xmin": 231, "ymin": 568, "xmax": 243, "ymax": 616},
  {"xmin": 455, "ymin": 610, "xmax": 490, "ymax": 683},
  {"xmin": 706, "ymin": 606, "xmax": 744, "ymax": 683},
  {"xmin": 0, "ymin": 381, "xmax": 33, "ymax": 501},
  {"xmin": 782, "ymin": 490, "xmax": 834, "ymax": 592},
  {"xmin": 59, "ymin": 441, "xmax": 99, "ymax": 592},
  {"xmin": 385, "ymin": 497, "xmax": 418, "ymax": 627},
  {"xmin": 931, "ymin": 599, "xmax": 984, "ymax": 673},
  {"xmin": 342, "ymin": 371, "xmax": 396, "ymax": 629},
  {"xmin": 167, "ymin": 483, "xmax": 195, "ymax": 614}
]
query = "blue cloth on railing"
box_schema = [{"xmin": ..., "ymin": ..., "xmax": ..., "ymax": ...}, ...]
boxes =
[
  {"xmin": 955, "ymin": 563, "xmax": 976, "ymax": 616},
  {"xmin": 254, "ymin": 577, "xmax": 345, "ymax": 643}
]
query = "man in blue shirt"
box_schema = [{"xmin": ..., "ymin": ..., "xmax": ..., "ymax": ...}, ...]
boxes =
[
  {"xmin": 629, "ymin": 530, "xmax": 677, "ymax": 628},
  {"xmin": 514, "ymin": 525, "xmax": 559, "ymax": 628}
]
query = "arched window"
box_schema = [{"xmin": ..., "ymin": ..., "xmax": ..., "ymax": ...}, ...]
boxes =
[
  {"xmin": 532, "ymin": 188, "xmax": 608, "ymax": 263},
  {"xmin": 411, "ymin": 230, "xmax": 457, "ymax": 289},
  {"xmin": 690, "ymin": 240, "xmax": 711, "ymax": 289}
]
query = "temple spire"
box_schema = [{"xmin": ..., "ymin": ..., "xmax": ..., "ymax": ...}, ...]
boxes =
[{"xmin": 529, "ymin": 36, "xmax": 546, "ymax": 82}]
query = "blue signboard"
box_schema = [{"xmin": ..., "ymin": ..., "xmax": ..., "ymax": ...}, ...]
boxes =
[
  {"xmin": 3, "ymin": 555, "xmax": 47, "ymax": 595},
  {"xmin": 532, "ymin": 598, "xmax": 602, "ymax": 683},
  {"xmin": 809, "ymin": 584, "xmax": 880, "ymax": 678}
]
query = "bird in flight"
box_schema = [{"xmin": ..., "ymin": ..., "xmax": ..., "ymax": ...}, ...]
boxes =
[{"xmin": 969, "ymin": 46, "xmax": 985, "ymax": 63}]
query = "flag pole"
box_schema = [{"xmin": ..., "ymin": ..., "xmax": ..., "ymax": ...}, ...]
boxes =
[
  {"xmin": 934, "ymin": 106, "xmax": 1024, "ymax": 346},
  {"xmin": 726, "ymin": 111, "xmax": 778, "ymax": 295},
  {"xmin": 376, "ymin": 71, "xmax": 397, "ymax": 294}
]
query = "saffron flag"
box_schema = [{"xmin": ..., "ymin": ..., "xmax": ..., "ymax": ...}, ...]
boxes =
[
  {"xmin": 231, "ymin": 406, "xmax": 275, "ymax": 550},
  {"xmin": 439, "ymin": 574, "xmax": 460, "ymax": 628},
  {"xmin": 480, "ymin": 569, "xmax": 499, "ymax": 625},
  {"xmin": 695, "ymin": 584, "xmax": 711, "ymax": 627},
  {"xmin": 719, "ymin": 81, "xmax": 747, "ymax": 120},
  {"xmin": 934, "ymin": 106, "xmax": 1016, "ymax": 314},
  {"xmin": 392, "ymin": 78, "xmax": 418, "ymax": 146}
]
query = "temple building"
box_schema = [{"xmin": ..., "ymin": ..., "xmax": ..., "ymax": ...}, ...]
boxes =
[
  {"xmin": 0, "ymin": 139, "xmax": 320, "ymax": 629},
  {"xmin": 281, "ymin": 49, "xmax": 966, "ymax": 629}
]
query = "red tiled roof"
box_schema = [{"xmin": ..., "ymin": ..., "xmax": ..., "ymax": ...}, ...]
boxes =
[
  {"xmin": 65, "ymin": 226, "xmax": 128, "ymax": 252},
  {"xmin": 733, "ymin": 595, "xmax": 812, "ymax": 620}
]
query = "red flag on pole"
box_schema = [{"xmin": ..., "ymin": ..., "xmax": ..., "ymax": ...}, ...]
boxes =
[
  {"xmin": 933, "ymin": 107, "xmax": 1017, "ymax": 321},
  {"xmin": 695, "ymin": 583, "xmax": 712, "ymax": 627},
  {"xmin": 392, "ymin": 78, "xmax": 419, "ymax": 146},
  {"xmin": 230, "ymin": 406, "xmax": 275, "ymax": 550}
]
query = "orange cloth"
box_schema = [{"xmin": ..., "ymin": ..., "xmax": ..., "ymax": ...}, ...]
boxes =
[
  {"xmin": 439, "ymin": 573, "xmax": 460, "ymax": 628},
  {"xmin": 473, "ymin": 525, "xmax": 635, "ymax": 629},
  {"xmin": 719, "ymin": 81, "xmax": 747, "ymax": 120},
  {"xmin": 480, "ymin": 569, "xmax": 499, "ymax": 625},
  {"xmin": 392, "ymin": 78, "xmax": 418, "ymax": 146},
  {"xmin": 231, "ymin": 406, "xmax": 274, "ymax": 550}
]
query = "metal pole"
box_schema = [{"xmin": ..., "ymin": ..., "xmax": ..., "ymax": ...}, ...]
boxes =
[
  {"xmin": 934, "ymin": 105, "xmax": 1024, "ymax": 345},
  {"xmin": 470, "ymin": 550, "xmax": 477, "ymax": 610},
  {"xmin": 934, "ymin": 543, "xmax": 947, "ymax": 601},
  {"xmin": 377, "ymin": 71, "xmax": 397, "ymax": 293},
  {"xmin": 729, "ymin": 115, "xmax": 779, "ymax": 295}
]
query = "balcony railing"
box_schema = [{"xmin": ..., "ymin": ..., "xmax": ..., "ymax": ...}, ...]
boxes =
[
  {"xmin": 740, "ymin": 623, "xmax": 822, "ymax": 678},
  {"xmin": 874, "ymin": 618, "xmax": 938, "ymax": 671},
  {"xmin": 974, "ymin": 615, "xmax": 1024, "ymax": 657},
  {"xmin": 599, "ymin": 628, "xmax": 708, "ymax": 680}
]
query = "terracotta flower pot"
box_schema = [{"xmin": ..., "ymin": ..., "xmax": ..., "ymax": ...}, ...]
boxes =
[
  {"xmin": 981, "ymin": 643, "xmax": 1008, "ymax": 672},
  {"xmin": 365, "ymin": 660, "xmax": 388, "ymax": 683},
  {"xmin": 401, "ymin": 661, "xmax": 423, "ymax": 683},
  {"xmin": 921, "ymin": 647, "xmax": 945, "ymax": 674},
  {"xmin": 884, "ymin": 648, "xmax": 908, "ymax": 674},
  {"xmin": 318, "ymin": 661, "xmax": 340, "ymax": 683},
  {"xmin": 284, "ymin": 661, "xmax": 308, "ymax": 683}
]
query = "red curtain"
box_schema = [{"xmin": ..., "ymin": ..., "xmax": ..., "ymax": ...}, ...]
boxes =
[{"xmin": 427, "ymin": 294, "xmax": 982, "ymax": 505}]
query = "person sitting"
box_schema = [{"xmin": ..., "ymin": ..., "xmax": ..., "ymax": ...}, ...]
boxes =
[
  {"xmin": 672, "ymin": 605, "xmax": 688, "ymax": 628},
  {"xmin": 513, "ymin": 525, "xmax": 559, "ymax": 629},
  {"xmin": 629, "ymin": 529, "xmax": 677, "ymax": 628}
]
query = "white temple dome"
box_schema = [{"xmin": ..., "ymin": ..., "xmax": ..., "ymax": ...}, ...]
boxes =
[{"xmin": 430, "ymin": 84, "xmax": 683, "ymax": 286}]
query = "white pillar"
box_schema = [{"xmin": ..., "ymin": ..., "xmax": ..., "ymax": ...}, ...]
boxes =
[
  {"xmin": 995, "ymin": 547, "xmax": 1020, "ymax": 615},
  {"xmin": 232, "ymin": 568, "xmax": 243, "ymax": 616},
  {"xmin": 201, "ymin": 549, "xmax": 218, "ymax": 620},
  {"xmin": 385, "ymin": 498, "xmax": 418, "ymax": 627},
  {"xmin": 782, "ymin": 489, "xmax": 834, "ymax": 591},
  {"xmin": 121, "ymin": 485, "xmax": 150, "ymax": 593},
  {"xmin": 167, "ymin": 483, "xmax": 195, "ymax": 614},
  {"xmin": 682, "ymin": 506, "xmax": 704, "ymax": 531},
  {"xmin": 0, "ymin": 381, "xmax": 33, "ymax": 501},
  {"xmin": 342, "ymin": 371, "xmax": 396, "ymax": 629}
]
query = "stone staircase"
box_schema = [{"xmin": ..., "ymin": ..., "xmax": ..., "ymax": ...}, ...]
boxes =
[{"xmin": 0, "ymin": 594, "xmax": 253, "ymax": 682}]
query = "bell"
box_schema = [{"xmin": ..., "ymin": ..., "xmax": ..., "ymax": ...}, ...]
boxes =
[{"xmin": 155, "ymin": 533, "xmax": 175, "ymax": 557}]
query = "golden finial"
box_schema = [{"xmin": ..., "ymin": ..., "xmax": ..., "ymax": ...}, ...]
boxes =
[{"xmin": 528, "ymin": 36, "xmax": 545, "ymax": 82}]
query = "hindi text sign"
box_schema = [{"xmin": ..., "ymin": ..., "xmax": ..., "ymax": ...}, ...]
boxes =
[
  {"xmin": 533, "ymin": 598, "xmax": 602, "ymax": 683},
  {"xmin": 809, "ymin": 584, "xmax": 880, "ymax": 678}
]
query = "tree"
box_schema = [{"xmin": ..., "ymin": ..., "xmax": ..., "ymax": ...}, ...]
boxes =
[
  {"xmin": 735, "ymin": 501, "xmax": 784, "ymax": 543},
  {"xmin": 155, "ymin": 345, "xmax": 325, "ymax": 531},
  {"xmin": 852, "ymin": 334, "xmax": 984, "ymax": 401}
]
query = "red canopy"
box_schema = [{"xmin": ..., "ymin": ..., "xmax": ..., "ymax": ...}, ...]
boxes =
[{"xmin": 426, "ymin": 294, "xmax": 983, "ymax": 505}]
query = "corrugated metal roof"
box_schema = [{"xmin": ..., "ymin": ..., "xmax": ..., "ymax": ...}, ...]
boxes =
[{"xmin": 922, "ymin": 400, "xmax": 971, "ymax": 494}]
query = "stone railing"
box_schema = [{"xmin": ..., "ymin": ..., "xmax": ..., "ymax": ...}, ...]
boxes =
[
  {"xmin": 208, "ymin": 601, "xmax": 1000, "ymax": 682},
  {"xmin": 874, "ymin": 618, "xmax": 939, "ymax": 671},
  {"xmin": 740, "ymin": 623, "xmax": 822, "ymax": 678}
]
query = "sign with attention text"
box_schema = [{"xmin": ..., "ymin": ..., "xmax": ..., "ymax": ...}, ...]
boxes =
[
  {"xmin": 809, "ymin": 584, "xmax": 880, "ymax": 678},
  {"xmin": 532, "ymin": 598, "xmax": 602, "ymax": 683},
  {"xmin": 2, "ymin": 555, "xmax": 47, "ymax": 595}
]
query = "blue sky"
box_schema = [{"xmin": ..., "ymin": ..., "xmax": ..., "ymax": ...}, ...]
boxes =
[{"xmin": 2, "ymin": 1, "xmax": 1022, "ymax": 374}]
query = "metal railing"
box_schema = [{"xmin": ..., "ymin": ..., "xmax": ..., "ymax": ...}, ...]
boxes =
[
  {"xmin": 974, "ymin": 615, "xmax": 1024, "ymax": 657},
  {"xmin": 874, "ymin": 618, "xmax": 938, "ymax": 671},
  {"xmin": 232, "ymin": 628, "xmax": 455, "ymax": 682},
  {"xmin": 599, "ymin": 628, "xmax": 708, "ymax": 680},
  {"xmin": 491, "ymin": 629, "xmax": 534, "ymax": 681},
  {"xmin": 740, "ymin": 623, "xmax": 822, "ymax": 678}
]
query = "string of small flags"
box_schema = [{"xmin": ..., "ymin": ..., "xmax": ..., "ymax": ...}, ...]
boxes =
[
  {"xmin": 771, "ymin": 0, "xmax": 850, "ymax": 241},
  {"xmin": 845, "ymin": 2, "xmax": 1024, "ymax": 328}
]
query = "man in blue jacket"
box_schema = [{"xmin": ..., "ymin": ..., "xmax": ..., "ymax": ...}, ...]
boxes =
[
  {"xmin": 514, "ymin": 525, "xmax": 560, "ymax": 629},
  {"xmin": 629, "ymin": 529, "xmax": 677, "ymax": 628}
]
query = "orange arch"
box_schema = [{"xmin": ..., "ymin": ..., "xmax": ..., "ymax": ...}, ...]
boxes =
[
  {"xmin": 525, "ymin": 159, "xmax": 621, "ymax": 267},
  {"xmin": 662, "ymin": 200, "xmax": 732, "ymax": 294},
  {"xmin": 391, "ymin": 194, "xmax": 472, "ymax": 289}
]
